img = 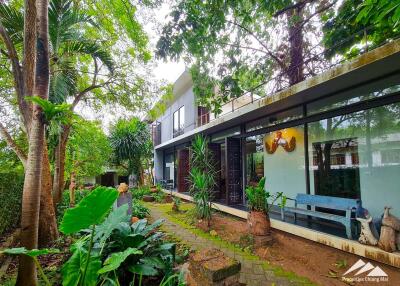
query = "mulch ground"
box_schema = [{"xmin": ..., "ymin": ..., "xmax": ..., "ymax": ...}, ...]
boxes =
[{"xmin": 178, "ymin": 203, "xmax": 400, "ymax": 286}]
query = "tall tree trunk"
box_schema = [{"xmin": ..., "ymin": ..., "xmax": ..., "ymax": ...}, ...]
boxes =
[
  {"xmin": 39, "ymin": 144, "xmax": 59, "ymax": 247},
  {"xmin": 287, "ymin": 6, "xmax": 305, "ymax": 85},
  {"xmin": 52, "ymin": 137, "xmax": 61, "ymax": 206},
  {"xmin": 69, "ymin": 171, "xmax": 76, "ymax": 207},
  {"xmin": 53, "ymin": 125, "xmax": 70, "ymax": 204},
  {"xmin": 17, "ymin": 0, "xmax": 49, "ymax": 283},
  {"xmin": 16, "ymin": 107, "xmax": 44, "ymax": 286}
]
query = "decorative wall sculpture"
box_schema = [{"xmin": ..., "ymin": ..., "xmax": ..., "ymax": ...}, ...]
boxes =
[{"xmin": 265, "ymin": 131, "xmax": 296, "ymax": 154}]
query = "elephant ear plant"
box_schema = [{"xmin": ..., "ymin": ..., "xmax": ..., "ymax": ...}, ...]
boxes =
[
  {"xmin": 245, "ymin": 177, "xmax": 286, "ymax": 236},
  {"xmin": 1, "ymin": 187, "xmax": 180, "ymax": 286},
  {"xmin": 60, "ymin": 186, "xmax": 179, "ymax": 286}
]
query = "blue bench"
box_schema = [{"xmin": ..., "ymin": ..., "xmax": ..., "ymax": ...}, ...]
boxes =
[{"xmin": 280, "ymin": 194, "xmax": 362, "ymax": 239}]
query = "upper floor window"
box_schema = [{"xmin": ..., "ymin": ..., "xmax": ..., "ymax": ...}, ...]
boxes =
[{"xmin": 173, "ymin": 106, "xmax": 185, "ymax": 137}]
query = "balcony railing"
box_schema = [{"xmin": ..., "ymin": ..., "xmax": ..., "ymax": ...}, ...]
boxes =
[{"xmin": 173, "ymin": 127, "xmax": 184, "ymax": 138}]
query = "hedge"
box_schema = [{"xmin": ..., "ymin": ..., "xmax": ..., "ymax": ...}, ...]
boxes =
[{"xmin": 0, "ymin": 172, "xmax": 24, "ymax": 235}]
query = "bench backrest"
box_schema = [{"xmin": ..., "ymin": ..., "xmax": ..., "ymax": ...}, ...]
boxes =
[{"xmin": 295, "ymin": 194, "xmax": 360, "ymax": 211}]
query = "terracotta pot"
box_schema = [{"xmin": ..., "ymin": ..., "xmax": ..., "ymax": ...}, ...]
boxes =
[
  {"xmin": 131, "ymin": 216, "xmax": 140, "ymax": 224},
  {"xmin": 164, "ymin": 194, "xmax": 173, "ymax": 203},
  {"xmin": 247, "ymin": 211, "xmax": 271, "ymax": 236},
  {"xmin": 142, "ymin": 195, "xmax": 155, "ymax": 202}
]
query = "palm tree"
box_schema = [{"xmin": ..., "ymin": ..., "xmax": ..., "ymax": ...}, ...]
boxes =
[{"xmin": 109, "ymin": 118, "xmax": 153, "ymax": 186}]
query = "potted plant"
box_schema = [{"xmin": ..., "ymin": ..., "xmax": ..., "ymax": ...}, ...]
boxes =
[{"xmin": 245, "ymin": 177, "xmax": 285, "ymax": 236}]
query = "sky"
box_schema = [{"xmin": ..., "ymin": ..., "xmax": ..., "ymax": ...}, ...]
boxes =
[{"xmin": 143, "ymin": 2, "xmax": 186, "ymax": 84}]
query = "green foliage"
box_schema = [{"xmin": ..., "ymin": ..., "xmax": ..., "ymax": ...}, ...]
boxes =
[
  {"xmin": 60, "ymin": 186, "xmax": 118, "ymax": 234},
  {"xmin": 132, "ymin": 199, "xmax": 150, "ymax": 218},
  {"xmin": 66, "ymin": 120, "xmax": 112, "ymax": 182},
  {"xmin": 109, "ymin": 118, "xmax": 153, "ymax": 179},
  {"xmin": 245, "ymin": 177, "xmax": 285, "ymax": 213},
  {"xmin": 25, "ymin": 96, "xmax": 74, "ymax": 124},
  {"xmin": 153, "ymin": 191, "xmax": 166, "ymax": 203},
  {"xmin": 94, "ymin": 204, "xmax": 130, "ymax": 246},
  {"xmin": 61, "ymin": 240, "xmax": 102, "ymax": 286},
  {"xmin": 0, "ymin": 172, "xmax": 24, "ymax": 235},
  {"xmin": 57, "ymin": 189, "xmax": 90, "ymax": 223},
  {"xmin": 147, "ymin": 85, "xmax": 174, "ymax": 121},
  {"xmin": 58, "ymin": 184, "xmax": 180, "ymax": 285},
  {"xmin": 130, "ymin": 186, "xmax": 151, "ymax": 200},
  {"xmin": 0, "ymin": 247, "xmax": 60, "ymax": 257},
  {"xmin": 172, "ymin": 197, "xmax": 182, "ymax": 211},
  {"xmin": 0, "ymin": 139, "xmax": 25, "ymax": 173},
  {"xmin": 189, "ymin": 135, "xmax": 216, "ymax": 224},
  {"xmin": 98, "ymin": 247, "xmax": 143, "ymax": 274},
  {"xmin": 323, "ymin": 0, "xmax": 400, "ymax": 58},
  {"xmin": 0, "ymin": 247, "xmax": 61, "ymax": 286}
]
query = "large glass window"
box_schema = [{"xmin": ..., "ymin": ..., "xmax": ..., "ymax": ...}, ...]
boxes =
[
  {"xmin": 308, "ymin": 102, "xmax": 400, "ymax": 218},
  {"xmin": 307, "ymin": 76, "xmax": 400, "ymax": 115},
  {"xmin": 246, "ymin": 135, "xmax": 264, "ymax": 186},
  {"xmin": 173, "ymin": 106, "xmax": 185, "ymax": 137},
  {"xmin": 263, "ymin": 126, "xmax": 307, "ymax": 200}
]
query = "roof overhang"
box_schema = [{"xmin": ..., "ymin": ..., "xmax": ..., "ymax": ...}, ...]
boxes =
[{"xmin": 155, "ymin": 39, "xmax": 400, "ymax": 151}]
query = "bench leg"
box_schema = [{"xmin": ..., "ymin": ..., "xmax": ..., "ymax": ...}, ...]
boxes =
[
  {"xmin": 345, "ymin": 224, "xmax": 352, "ymax": 240},
  {"xmin": 281, "ymin": 209, "xmax": 285, "ymax": 221}
]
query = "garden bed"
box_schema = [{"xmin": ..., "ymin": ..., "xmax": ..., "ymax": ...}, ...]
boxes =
[{"xmin": 154, "ymin": 202, "xmax": 400, "ymax": 286}]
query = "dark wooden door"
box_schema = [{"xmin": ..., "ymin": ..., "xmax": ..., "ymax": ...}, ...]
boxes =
[
  {"xmin": 177, "ymin": 149, "xmax": 190, "ymax": 193},
  {"xmin": 208, "ymin": 143, "xmax": 222, "ymax": 199},
  {"xmin": 225, "ymin": 138, "xmax": 242, "ymax": 205}
]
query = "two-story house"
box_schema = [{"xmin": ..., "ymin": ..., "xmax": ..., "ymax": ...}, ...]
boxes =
[{"xmin": 150, "ymin": 40, "xmax": 400, "ymax": 268}]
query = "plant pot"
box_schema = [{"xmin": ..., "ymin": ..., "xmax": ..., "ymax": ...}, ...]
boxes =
[
  {"xmin": 247, "ymin": 211, "xmax": 271, "ymax": 236},
  {"xmin": 150, "ymin": 187, "xmax": 158, "ymax": 193},
  {"xmin": 142, "ymin": 195, "xmax": 155, "ymax": 202},
  {"xmin": 164, "ymin": 194, "xmax": 173, "ymax": 203}
]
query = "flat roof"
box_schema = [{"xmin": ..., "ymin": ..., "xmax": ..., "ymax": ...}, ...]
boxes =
[{"xmin": 156, "ymin": 39, "xmax": 400, "ymax": 150}]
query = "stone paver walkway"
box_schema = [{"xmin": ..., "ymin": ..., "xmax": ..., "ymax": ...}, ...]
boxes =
[{"xmin": 149, "ymin": 205, "xmax": 312, "ymax": 286}]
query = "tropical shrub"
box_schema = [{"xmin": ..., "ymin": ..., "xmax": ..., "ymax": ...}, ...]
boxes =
[
  {"xmin": 59, "ymin": 186, "xmax": 178, "ymax": 285},
  {"xmin": 190, "ymin": 168, "xmax": 213, "ymax": 224},
  {"xmin": 0, "ymin": 172, "xmax": 24, "ymax": 235},
  {"xmin": 132, "ymin": 199, "xmax": 150, "ymax": 219},
  {"xmin": 153, "ymin": 191, "xmax": 166, "ymax": 203},
  {"xmin": 245, "ymin": 177, "xmax": 286, "ymax": 213},
  {"xmin": 131, "ymin": 185, "xmax": 151, "ymax": 200}
]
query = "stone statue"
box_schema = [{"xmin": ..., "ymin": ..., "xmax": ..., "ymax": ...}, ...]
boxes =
[
  {"xmin": 378, "ymin": 207, "xmax": 400, "ymax": 252},
  {"xmin": 115, "ymin": 183, "xmax": 132, "ymax": 215},
  {"xmin": 356, "ymin": 215, "xmax": 378, "ymax": 246}
]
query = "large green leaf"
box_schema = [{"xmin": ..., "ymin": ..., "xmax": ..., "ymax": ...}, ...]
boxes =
[
  {"xmin": 61, "ymin": 241, "xmax": 101, "ymax": 286},
  {"xmin": 98, "ymin": 247, "xmax": 142, "ymax": 274},
  {"xmin": 128, "ymin": 264, "xmax": 159, "ymax": 276},
  {"xmin": 60, "ymin": 187, "xmax": 118, "ymax": 234},
  {"xmin": 0, "ymin": 247, "xmax": 60, "ymax": 257},
  {"xmin": 94, "ymin": 203, "xmax": 130, "ymax": 244}
]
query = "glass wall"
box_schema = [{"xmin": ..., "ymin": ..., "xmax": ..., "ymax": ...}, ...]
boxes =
[
  {"xmin": 263, "ymin": 126, "xmax": 307, "ymax": 200},
  {"xmin": 164, "ymin": 152, "xmax": 175, "ymax": 184},
  {"xmin": 308, "ymin": 102, "xmax": 400, "ymax": 218}
]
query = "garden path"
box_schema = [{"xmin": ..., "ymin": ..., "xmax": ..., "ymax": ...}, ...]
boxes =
[{"xmin": 148, "ymin": 205, "xmax": 313, "ymax": 286}]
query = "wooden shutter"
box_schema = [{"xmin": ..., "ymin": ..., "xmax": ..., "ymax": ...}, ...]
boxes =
[{"xmin": 225, "ymin": 138, "xmax": 242, "ymax": 205}]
